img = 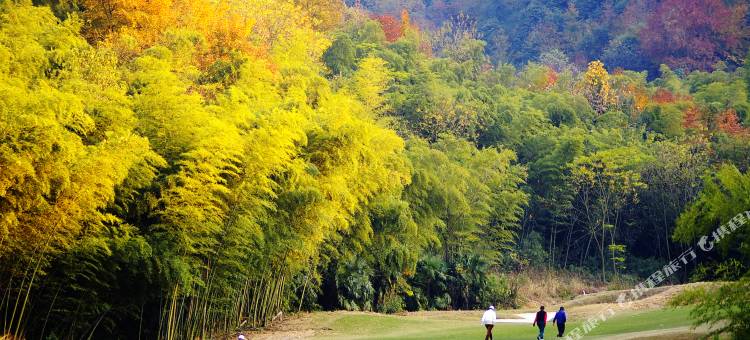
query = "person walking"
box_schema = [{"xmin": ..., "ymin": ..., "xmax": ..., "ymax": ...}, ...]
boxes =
[
  {"xmin": 552, "ymin": 306, "xmax": 567, "ymax": 337},
  {"xmin": 481, "ymin": 305, "xmax": 497, "ymax": 340},
  {"xmin": 532, "ymin": 305, "xmax": 547, "ymax": 340}
]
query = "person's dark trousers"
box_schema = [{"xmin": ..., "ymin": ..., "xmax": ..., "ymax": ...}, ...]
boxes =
[
  {"xmin": 557, "ymin": 322, "xmax": 565, "ymax": 337},
  {"xmin": 484, "ymin": 324, "xmax": 494, "ymax": 340},
  {"xmin": 537, "ymin": 324, "xmax": 545, "ymax": 339}
]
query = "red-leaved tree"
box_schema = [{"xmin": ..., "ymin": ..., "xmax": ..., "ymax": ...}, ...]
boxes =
[
  {"xmin": 652, "ymin": 88, "xmax": 675, "ymax": 104},
  {"xmin": 640, "ymin": 0, "xmax": 749, "ymax": 71},
  {"xmin": 682, "ymin": 106, "xmax": 704, "ymax": 131},
  {"xmin": 716, "ymin": 109, "xmax": 748, "ymax": 136},
  {"xmin": 375, "ymin": 15, "xmax": 403, "ymax": 42}
]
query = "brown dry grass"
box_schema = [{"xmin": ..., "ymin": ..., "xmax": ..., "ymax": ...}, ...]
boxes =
[
  {"xmin": 561, "ymin": 282, "xmax": 714, "ymax": 321},
  {"xmin": 512, "ymin": 268, "xmax": 609, "ymax": 308}
]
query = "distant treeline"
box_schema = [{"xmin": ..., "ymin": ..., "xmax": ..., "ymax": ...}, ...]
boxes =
[{"xmin": 356, "ymin": 0, "xmax": 750, "ymax": 76}]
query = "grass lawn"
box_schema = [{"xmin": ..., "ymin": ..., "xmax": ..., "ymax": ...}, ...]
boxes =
[
  {"xmin": 304, "ymin": 307, "xmax": 697, "ymax": 339},
  {"xmin": 586, "ymin": 307, "xmax": 693, "ymax": 336}
]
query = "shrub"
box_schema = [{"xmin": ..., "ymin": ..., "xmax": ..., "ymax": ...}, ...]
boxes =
[
  {"xmin": 378, "ymin": 289, "xmax": 404, "ymax": 314},
  {"xmin": 480, "ymin": 274, "xmax": 518, "ymax": 308}
]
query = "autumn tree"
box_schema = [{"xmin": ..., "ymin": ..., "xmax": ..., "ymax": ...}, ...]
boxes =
[
  {"xmin": 640, "ymin": 0, "xmax": 749, "ymax": 71},
  {"xmin": 581, "ymin": 60, "xmax": 612, "ymax": 115},
  {"xmin": 375, "ymin": 14, "xmax": 402, "ymax": 42},
  {"xmin": 717, "ymin": 109, "xmax": 748, "ymax": 136},
  {"xmin": 682, "ymin": 106, "xmax": 705, "ymax": 133},
  {"xmin": 295, "ymin": 0, "xmax": 345, "ymax": 31}
]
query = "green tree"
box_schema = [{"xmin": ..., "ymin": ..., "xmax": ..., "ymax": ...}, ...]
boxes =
[
  {"xmin": 674, "ymin": 165, "xmax": 750, "ymax": 339},
  {"xmin": 324, "ymin": 35, "xmax": 357, "ymax": 75},
  {"xmin": 571, "ymin": 145, "xmax": 649, "ymax": 280}
]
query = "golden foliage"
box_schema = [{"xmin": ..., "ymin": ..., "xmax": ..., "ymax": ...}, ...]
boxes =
[
  {"xmin": 582, "ymin": 60, "xmax": 612, "ymax": 114},
  {"xmin": 81, "ymin": 0, "xmax": 327, "ymax": 68}
]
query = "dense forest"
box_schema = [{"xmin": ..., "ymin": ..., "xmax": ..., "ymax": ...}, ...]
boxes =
[
  {"xmin": 1, "ymin": 0, "xmax": 749, "ymax": 338},
  {"xmin": 358, "ymin": 0, "xmax": 749, "ymax": 75}
]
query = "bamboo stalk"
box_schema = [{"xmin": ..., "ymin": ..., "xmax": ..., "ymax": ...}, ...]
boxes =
[{"xmin": 13, "ymin": 258, "xmax": 43, "ymax": 339}]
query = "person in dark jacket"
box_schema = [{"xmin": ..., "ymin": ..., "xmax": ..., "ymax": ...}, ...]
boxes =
[
  {"xmin": 532, "ymin": 305, "xmax": 547, "ymax": 340},
  {"xmin": 552, "ymin": 306, "xmax": 567, "ymax": 337}
]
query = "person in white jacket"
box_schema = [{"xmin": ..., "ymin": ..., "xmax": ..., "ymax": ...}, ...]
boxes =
[{"xmin": 481, "ymin": 305, "xmax": 496, "ymax": 340}]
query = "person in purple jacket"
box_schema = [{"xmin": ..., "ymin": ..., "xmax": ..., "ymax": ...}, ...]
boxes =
[{"xmin": 552, "ymin": 306, "xmax": 567, "ymax": 337}]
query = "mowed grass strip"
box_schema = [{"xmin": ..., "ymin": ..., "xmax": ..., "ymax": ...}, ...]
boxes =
[
  {"xmin": 307, "ymin": 307, "xmax": 697, "ymax": 339},
  {"xmin": 586, "ymin": 307, "xmax": 694, "ymax": 336}
]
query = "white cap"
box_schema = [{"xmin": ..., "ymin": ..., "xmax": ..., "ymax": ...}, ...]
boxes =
[
  {"xmin": 489, "ymin": 305, "xmax": 495, "ymax": 310},
  {"xmin": 238, "ymin": 335, "xmax": 246, "ymax": 340}
]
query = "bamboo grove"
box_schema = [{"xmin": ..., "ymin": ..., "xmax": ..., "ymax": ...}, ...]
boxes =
[{"xmin": 1, "ymin": 0, "xmax": 750, "ymax": 338}]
